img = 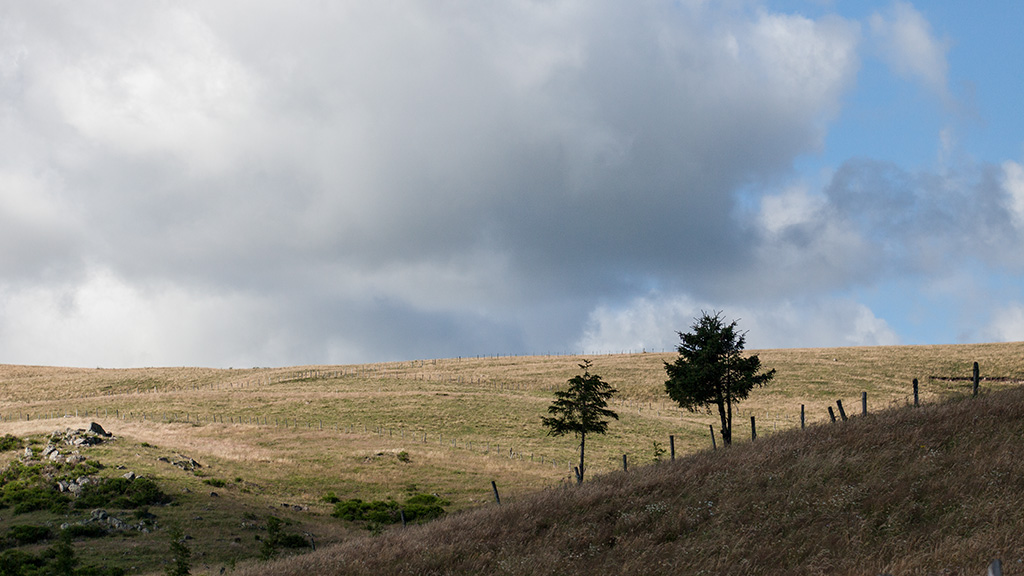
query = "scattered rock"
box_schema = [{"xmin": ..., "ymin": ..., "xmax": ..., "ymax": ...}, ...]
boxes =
[
  {"xmin": 122, "ymin": 471, "xmax": 136, "ymax": 481},
  {"xmin": 159, "ymin": 454, "xmax": 202, "ymax": 471},
  {"xmin": 48, "ymin": 427, "xmax": 116, "ymax": 449},
  {"xmin": 172, "ymin": 456, "xmax": 202, "ymax": 471},
  {"xmin": 58, "ymin": 476, "xmax": 98, "ymax": 496},
  {"xmin": 23, "ymin": 447, "xmax": 32, "ymax": 459},
  {"xmin": 210, "ymin": 492, "xmax": 219, "ymax": 497}
]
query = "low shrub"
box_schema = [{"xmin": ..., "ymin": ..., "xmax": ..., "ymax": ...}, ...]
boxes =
[
  {"xmin": 4, "ymin": 524, "xmax": 52, "ymax": 546},
  {"xmin": 63, "ymin": 523, "xmax": 108, "ymax": 539},
  {"xmin": 331, "ymin": 493, "xmax": 448, "ymax": 525},
  {"xmin": 0, "ymin": 435, "xmax": 22, "ymax": 452},
  {"xmin": 331, "ymin": 498, "xmax": 399, "ymax": 523},
  {"xmin": 6, "ymin": 485, "xmax": 70, "ymax": 515},
  {"xmin": 75, "ymin": 477, "xmax": 171, "ymax": 510},
  {"xmin": 259, "ymin": 516, "xmax": 311, "ymax": 561},
  {"xmin": 402, "ymin": 493, "xmax": 449, "ymax": 523}
]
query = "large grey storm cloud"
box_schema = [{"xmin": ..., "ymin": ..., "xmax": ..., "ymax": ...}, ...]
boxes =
[{"xmin": 1, "ymin": 1, "xmax": 1021, "ymax": 366}]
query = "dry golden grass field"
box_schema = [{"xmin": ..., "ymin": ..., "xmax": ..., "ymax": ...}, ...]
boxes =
[{"xmin": 0, "ymin": 341, "xmax": 1021, "ymax": 574}]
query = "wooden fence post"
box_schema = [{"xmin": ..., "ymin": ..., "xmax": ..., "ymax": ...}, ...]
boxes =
[
  {"xmin": 973, "ymin": 362, "xmax": 980, "ymax": 397},
  {"xmin": 751, "ymin": 416, "xmax": 757, "ymax": 441},
  {"xmin": 836, "ymin": 400, "xmax": 848, "ymax": 421},
  {"xmin": 828, "ymin": 406, "xmax": 837, "ymax": 423},
  {"xmin": 709, "ymin": 425, "xmax": 717, "ymax": 450},
  {"xmin": 622, "ymin": 454, "xmax": 628, "ymax": 472},
  {"xmin": 861, "ymin": 392, "xmax": 867, "ymax": 415},
  {"xmin": 669, "ymin": 435, "xmax": 675, "ymax": 461},
  {"xmin": 913, "ymin": 378, "xmax": 919, "ymax": 407},
  {"xmin": 800, "ymin": 404, "xmax": 805, "ymax": 430},
  {"xmin": 491, "ymin": 480, "xmax": 501, "ymax": 505}
]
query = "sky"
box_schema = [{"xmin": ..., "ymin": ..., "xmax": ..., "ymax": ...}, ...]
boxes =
[{"xmin": 1, "ymin": 0, "xmax": 1023, "ymax": 368}]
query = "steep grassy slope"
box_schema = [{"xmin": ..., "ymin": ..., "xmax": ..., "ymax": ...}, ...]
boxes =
[{"xmin": 238, "ymin": 383, "xmax": 1024, "ymax": 576}]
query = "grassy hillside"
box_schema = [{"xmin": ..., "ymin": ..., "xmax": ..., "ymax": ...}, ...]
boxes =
[
  {"xmin": 237, "ymin": 380, "xmax": 1024, "ymax": 576},
  {"xmin": 0, "ymin": 342, "xmax": 1020, "ymax": 573}
]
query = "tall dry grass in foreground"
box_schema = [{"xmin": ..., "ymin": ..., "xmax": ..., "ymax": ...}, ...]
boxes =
[{"xmin": 238, "ymin": 384, "xmax": 1024, "ymax": 576}]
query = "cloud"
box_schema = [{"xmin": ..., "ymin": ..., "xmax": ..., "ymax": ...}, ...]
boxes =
[
  {"xmin": 0, "ymin": 269, "xmax": 281, "ymax": 367},
  {"xmin": 1003, "ymin": 161, "xmax": 1024, "ymax": 230},
  {"xmin": 869, "ymin": 1, "xmax": 949, "ymax": 96},
  {"xmin": 575, "ymin": 293, "xmax": 899, "ymax": 354},
  {"xmin": 983, "ymin": 303, "xmax": 1024, "ymax": 343},
  {"xmin": 3, "ymin": 2, "xmax": 1016, "ymax": 366},
  {"xmin": 0, "ymin": 1, "xmax": 870, "ymax": 365}
]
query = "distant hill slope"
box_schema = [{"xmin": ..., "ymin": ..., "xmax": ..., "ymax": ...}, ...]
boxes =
[{"xmin": 239, "ymin": 384, "xmax": 1024, "ymax": 576}]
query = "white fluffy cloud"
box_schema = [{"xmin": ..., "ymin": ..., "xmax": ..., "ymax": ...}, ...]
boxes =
[
  {"xmin": 983, "ymin": 303, "xmax": 1024, "ymax": 343},
  {"xmin": 0, "ymin": 270, "xmax": 287, "ymax": 367},
  {"xmin": 1003, "ymin": 161, "xmax": 1024, "ymax": 230},
  {"xmin": 869, "ymin": 1, "xmax": 948, "ymax": 96},
  {"xmin": 576, "ymin": 293, "xmax": 899, "ymax": 354}
]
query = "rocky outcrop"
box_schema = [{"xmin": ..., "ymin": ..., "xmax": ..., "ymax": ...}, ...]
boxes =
[{"xmin": 60, "ymin": 508, "xmax": 154, "ymax": 534}]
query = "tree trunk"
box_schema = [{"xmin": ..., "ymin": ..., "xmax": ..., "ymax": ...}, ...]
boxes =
[
  {"xmin": 578, "ymin": 432, "xmax": 586, "ymax": 484},
  {"xmin": 724, "ymin": 366, "xmax": 733, "ymax": 445},
  {"xmin": 717, "ymin": 398, "xmax": 731, "ymax": 445}
]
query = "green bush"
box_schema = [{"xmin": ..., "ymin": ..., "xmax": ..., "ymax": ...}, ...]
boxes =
[
  {"xmin": 259, "ymin": 516, "xmax": 310, "ymax": 561},
  {"xmin": 6, "ymin": 485, "xmax": 70, "ymax": 515},
  {"xmin": 331, "ymin": 498, "xmax": 399, "ymax": 523},
  {"xmin": 4, "ymin": 524, "xmax": 52, "ymax": 546},
  {"xmin": 202, "ymin": 478, "xmax": 226, "ymax": 488},
  {"xmin": 0, "ymin": 535, "xmax": 125, "ymax": 575},
  {"xmin": 63, "ymin": 523, "xmax": 108, "ymax": 539},
  {"xmin": 331, "ymin": 494, "xmax": 447, "ymax": 525},
  {"xmin": 75, "ymin": 477, "xmax": 171, "ymax": 510},
  {"xmin": 0, "ymin": 435, "xmax": 22, "ymax": 452},
  {"xmin": 402, "ymin": 493, "xmax": 448, "ymax": 523}
]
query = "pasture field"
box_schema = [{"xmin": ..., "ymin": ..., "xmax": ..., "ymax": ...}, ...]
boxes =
[{"xmin": 0, "ymin": 342, "xmax": 1021, "ymax": 573}]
